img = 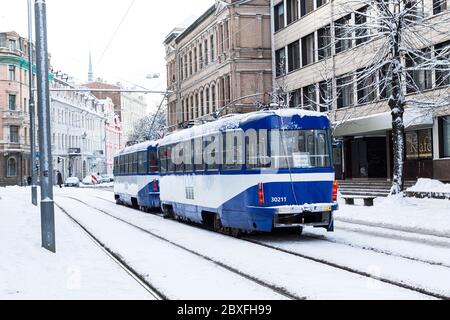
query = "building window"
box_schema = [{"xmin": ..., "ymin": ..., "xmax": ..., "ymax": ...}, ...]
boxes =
[
  {"xmin": 301, "ymin": 33, "xmax": 315, "ymax": 66},
  {"xmin": 316, "ymin": 0, "xmax": 328, "ymax": 8},
  {"xmin": 189, "ymin": 51, "xmax": 193, "ymax": 76},
  {"xmin": 318, "ymin": 25, "xmax": 331, "ymax": 60},
  {"xmin": 335, "ymin": 15, "xmax": 353, "ymax": 54},
  {"xmin": 290, "ymin": 88, "xmax": 302, "ymax": 108},
  {"xmin": 434, "ymin": 0, "xmax": 447, "ymax": 15},
  {"xmin": 406, "ymin": 49, "xmax": 433, "ymax": 94},
  {"xmin": 7, "ymin": 158, "xmax": 17, "ymax": 177},
  {"xmin": 406, "ymin": 129, "xmax": 433, "ymax": 160},
  {"xmin": 319, "ymin": 81, "xmax": 333, "ymax": 112},
  {"xmin": 10, "ymin": 126, "xmax": 19, "ymax": 143},
  {"xmin": 357, "ymin": 69, "xmax": 377, "ymax": 104},
  {"xmin": 288, "ymin": 41, "xmax": 301, "ymax": 72},
  {"xmin": 355, "ymin": 6, "xmax": 370, "ymax": 45},
  {"xmin": 274, "ymin": 2, "xmax": 285, "ymax": 31},
  {"xmin": 287, "ymin": 0, "xmax": 299, "ymax": 25},
  {"xmin": 193, "ymin": 47, "xmax": 198, "ymax": 73},
  {"xmin": 337, "ymin": 75, "xmax": 354, "ymax": 108},
  {"xmin": 435, "ymin": 41, "xmax": 450, "ymax": 87},
  {"xmin": 303, "ymin": 84, "xmax": 317, "ymax": 110},
  {"xmin": 300, "ymin": 0, "xmax": 314, "ymax": 17},
  {"xmin": 8, "ymin": 65, "xmax": 16, "ymax": 81},
  {"xmin": 441, "ymin": 116, "xmax": 450, "ymax": 158},
  {"xmin": 379, "ymin": 64, "xmax": 392, "ymax": 100},
  {"xmin": 8, "ymin": 95, "xmax": 16, "ymax": 111},
  {"xmin": 211, "ymin": 85, "xmax": 216, "ymax": 112},
  {"xmin": 9, "ymin": 39, "xmax": 16, "ymax": 51},
  {"xmin": 210, "ymin": 35, "xmax": 215, "ymax": 61},
  {"xmin": 275, "ymin": 47, "xmax": 286, "ymax": 76},
  {"xmin": 206, "ymin": 88, "xmax": 210, "ymax": 114},
  {"xmin": 199, "ymin": 43, "xmax": 203, "ymax": 69},
  {"xmin": 204, "ymin": 39, "xmax": 209, "ymax": 66}
]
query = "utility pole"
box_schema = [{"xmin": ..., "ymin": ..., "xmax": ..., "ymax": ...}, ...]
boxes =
[
  {"xmin": 28, "ymin": 0, "xmax": 38, "ymax": 206},
  {"xmin": 35, "ymin": 0, "xmax": 56, "ymax": 253}
]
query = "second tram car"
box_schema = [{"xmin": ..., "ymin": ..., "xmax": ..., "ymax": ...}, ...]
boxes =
[{"xmin": 114, "ymin": 141, "xmax": 160, "ymax": 210}]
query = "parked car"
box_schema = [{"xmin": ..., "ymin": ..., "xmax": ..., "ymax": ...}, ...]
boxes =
[
  {"xmin": 101, "ymin": 175, "xmax": 114, "ymax": 183},
  {"xmin": 64, "ymin": 177, "xmax": 80, "ymax": 188},
  {"xmin": 82, "ymin": 175, "xmax": 99, "ymax": 185}
]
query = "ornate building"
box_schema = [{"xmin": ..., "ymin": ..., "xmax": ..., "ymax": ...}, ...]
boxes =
[
  {"xmin": 0, "ymin": 31, "xmax": 35, "ymax": 186},
  {"xmin": 164, "ymin": 0, "xmax": 273, "ymax": 131}
]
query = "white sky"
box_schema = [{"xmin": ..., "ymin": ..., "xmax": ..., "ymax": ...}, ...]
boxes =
[{"xmin": 0, "ymin": 0, "xmax": 213, "ymax": 110}]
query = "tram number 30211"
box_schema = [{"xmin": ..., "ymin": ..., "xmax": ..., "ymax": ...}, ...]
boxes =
[{"xmin": 271, "ymin": 197, "xmax": 287, "ymax": 204}]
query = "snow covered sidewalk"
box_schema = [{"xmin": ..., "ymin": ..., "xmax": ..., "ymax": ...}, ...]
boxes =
[
  {"xmin": 0, "ymin": 187, "xmax": 151, "ymax": 300},
  {"xmin": 336, "ymin": 193, "xmax": 450, "ymax": 238}
]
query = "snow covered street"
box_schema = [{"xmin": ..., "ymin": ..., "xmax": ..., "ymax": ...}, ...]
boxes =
[{"xmin": 1, "ymin": 186, "xmax": 450, "ymax": 300}]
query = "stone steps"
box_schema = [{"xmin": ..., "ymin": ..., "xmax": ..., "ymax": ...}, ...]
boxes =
[{"xmin": 338, "ymin": 180, "xmax": 416, "ymax": 198}]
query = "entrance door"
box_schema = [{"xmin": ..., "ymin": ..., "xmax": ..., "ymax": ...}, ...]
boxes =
[{"xmin": 351, "ymin": 139, "xmax": 368, "ymax": 179}]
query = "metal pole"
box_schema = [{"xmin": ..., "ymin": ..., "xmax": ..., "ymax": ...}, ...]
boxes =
[
  {"xmin": 28, "ymin": 0, "xmax": 38, "ymax": 206},
  {"xmin": 35, "ymin": 0, "xmax": 55, "ymax": 253}
]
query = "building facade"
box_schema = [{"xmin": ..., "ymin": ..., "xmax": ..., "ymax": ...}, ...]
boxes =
[
  {"xmin": 164, "ymin": 0, "xmax": 273, "ymax": 131},
  {"xmin": 271, "ymin": 0, "xmax": 450, "ymax": 182},
  {"xmin": 51, "ymin": 76, "xmax": 107, "ymax": 181},
  {"xmin": 85, "ymin": 81, "xmax": 148, "ymax": 144},
  {"xmin": 102, "ymin": 97, "xmax": 123, "ymax": 175},
  {"xmin": 0, "ymin": 31, "xmax": 35, "ymax": 186}
]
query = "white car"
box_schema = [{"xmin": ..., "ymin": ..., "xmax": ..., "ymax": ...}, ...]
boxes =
[
  {"xmin": 82, "ymin": 175, "xmax": 100, "ymax": 185},
  {"xmin": 64, "ymin": 177, "xmax": 80, "ymax": 187}
]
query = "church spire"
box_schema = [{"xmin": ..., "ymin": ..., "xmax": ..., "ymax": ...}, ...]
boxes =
[{"xmin": 88, "ymin": 50, "xmax": 94, "ymax": 82}]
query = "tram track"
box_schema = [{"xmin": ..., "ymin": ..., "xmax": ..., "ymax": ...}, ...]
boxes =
[
  {"xmin": 58, "ymin": 196, "xmax": 304, "ymax": 300},
  {"xmin": 94, "ymin": 194, "xmax": 450, "ymax": 270},
  {"xmin": 61, "ymin": 194, "xmax": 448, "ymax": 300},
  {"xmin": 55, "ymin": 203, "xmax": 166, "ymax": 300}
]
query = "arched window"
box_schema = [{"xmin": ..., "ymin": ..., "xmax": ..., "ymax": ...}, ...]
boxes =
[{"xmin": 7, "ymin": 157, "xmax": 17, "ymax": 177}]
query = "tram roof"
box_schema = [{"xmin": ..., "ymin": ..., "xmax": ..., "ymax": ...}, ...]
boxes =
[
  {"xmin": 116, "ymin": 140, "xmax": 160, "ymax": 156},
  {"xmin": 160, "ymin": 109, "xmax": 330, "ymax": 146}
]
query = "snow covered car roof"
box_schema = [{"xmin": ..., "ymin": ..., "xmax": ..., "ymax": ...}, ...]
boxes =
[{"xmin": 160, "ymin": 109, "xmax": 330, "ymax": 146}]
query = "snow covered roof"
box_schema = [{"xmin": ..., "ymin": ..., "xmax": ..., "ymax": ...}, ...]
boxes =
[
  {"xmin": 116, "ymin": 140, "xmax": 161, "ymax": 156},
  {"xmin": 161, "ymin": 109, "xmax": 329, "ymax": 146}
]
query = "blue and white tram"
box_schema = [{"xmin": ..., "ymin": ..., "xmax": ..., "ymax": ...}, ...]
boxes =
[
  {"xmin": 113, "ymin": 141, "xmax": 161, "ymax": 210},
  {"xmin": 158, "ymin": 109, "xmax": 339, "ymax": 234}
]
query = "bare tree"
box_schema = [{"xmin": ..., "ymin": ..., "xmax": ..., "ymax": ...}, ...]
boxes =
[
  {"xmin": 128, "ymin": 108, "xmax": 167, "ymax": 144},
  {"xmin": 327, "ymin": 0, "xmax": 450, "ymax": 194}
]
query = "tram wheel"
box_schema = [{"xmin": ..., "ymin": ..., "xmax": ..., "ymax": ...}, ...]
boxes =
[
  {"xmin": 229, "ymin": 228, "xmax": 242, "ymax": 239},
  {"xmin": 213, "ymin": 214, "xmax": 223, "ymax": 233},
  {"xmin": 163, "ymin": 206, "xmax": 174, "ymax": 220}
]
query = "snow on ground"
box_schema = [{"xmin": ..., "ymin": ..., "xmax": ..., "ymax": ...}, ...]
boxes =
[
  {"xmin": 0, "ymin": 187, "xmax": 151, "ymax": 300},
  {"xmin": 336, "ymin": 194, "xmax": 450, "ymax": 238},
  {"xmin": 55, "ymin": 196, "xmax": 286, "ymax": 300},
  {"xmin": 54, "ymin": 188, "xmax": 430, "ymax": 300}
]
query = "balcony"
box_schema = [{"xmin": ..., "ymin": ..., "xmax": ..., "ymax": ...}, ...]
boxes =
[{"xmin": 2, "ymin": 110, "xmax": 27, "ymax": 125}]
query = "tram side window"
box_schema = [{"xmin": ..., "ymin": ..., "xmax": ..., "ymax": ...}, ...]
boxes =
[
  {"xmin": 134, "ymin": 153, "xmax": 139, "ymax": 174},
  {"xmin": 167, "ymin": 145, "xmax": 176, "ymax": 173},
  {"xmin": 185, "ymin": 140, "xmax": 194, "ymax": 173},
  {"xmin": 148, "ymin": 151, "xmax": 159, "ymax": 173},
  {"xmin": 223, "ymin": 131, "xmax": 244, "ymax": 171},
  {"xmin": 159, "ymin": 147, "xmax": 168, "ymax": 174},
  {"xmin": 120, "ymin": 155, "xmax": 124, "ymax": 174},
  {"xmin": 194, "ymin": 138, "xmax": 204, "ymax": 172},
  {"xmin": 138, "ymin": 152, "xmax": 147, "ymax": 174},
  {"xmin": 246, "ymin": 130, "xmax": 271, "ymax": 169},
  {"xmin": 204, "ymin": 135, "xmax": 221, "ymax": 171}
]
